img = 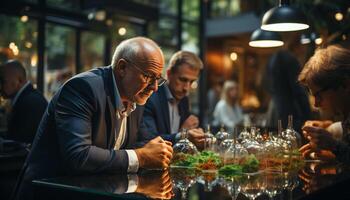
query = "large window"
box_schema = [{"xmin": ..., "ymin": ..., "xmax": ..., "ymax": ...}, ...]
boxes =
[
  {"xmin": 148, "ymin": 17, "xmax": 178, "ymax": 47},
  {"xmin": 209, "ymin": 0, "xmax": 241, "ymax": 18},
  {"xmin": 46, "ymin": 0, "xmax": 81, "ymax": 11},
  {"xmin": 182, "ymin": 22, "xmax": 199, "ymax": 55},
  {"xmin": 110, "ymin": 20, "xmax": 144, "ymax": 60},
  {"xmin": 182, "ymin": 0, "xmax": 201, "ymax": 115},
  {"xmin": 45, "ymin": 23, "xmax": 76, "ymax": 99},
  {"xmin": 0, "ymin": 14, "xmax": 38, "ymax": 86},
  {"xmin": 81, "ymin": 31, "xmax": 105, "ymax": 72}
]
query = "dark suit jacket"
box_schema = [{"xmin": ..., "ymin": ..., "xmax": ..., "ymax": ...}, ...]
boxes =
[
  {"xmin": 7, "ymin": 83, "xmax": 47, "ymax": 143},
  {"xmin": 14, "ymin": 66, "xmax": 146, "ymax": 200},
  {"xmin": 140, "ymin": 85, "xmax": 190, "ymax": 144}
]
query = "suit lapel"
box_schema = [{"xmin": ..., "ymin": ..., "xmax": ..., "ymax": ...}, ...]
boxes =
[
  {"xmin": 106, "ymin": 96, "xmax": 116, "ymax": 148},
  {"xmin": 159, "ymin": 86, "xmax": 171, "ymax": 134},
  {"xmin": 104, "ymin": 66, "xmax": 120, "ymax": 149},
  {"xmin": 179, "ymin": 97, "xmax": 190, "ymax": 126}
]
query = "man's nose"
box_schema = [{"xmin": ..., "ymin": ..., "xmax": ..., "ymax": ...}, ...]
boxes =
[
  {"xmin": 314, "ymin": 97, "xmax": 321, "ymax": 108},
  {"xmin": 184, "ymin": 81, "xmax": 191, "ymax": 90},
  {"xmin": 148, "ymin": 80, "xmax": 158, "ymax": 92}
]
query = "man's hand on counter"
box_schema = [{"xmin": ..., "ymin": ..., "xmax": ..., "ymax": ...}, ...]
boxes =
[{"xmin": 135, "ymin": 136, "xmax": 173, "ymax": 169}]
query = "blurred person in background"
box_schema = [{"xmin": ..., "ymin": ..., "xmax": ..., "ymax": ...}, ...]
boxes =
[
  {"xmin": 140, "ymin": 50, "xmax": 205, "ymax": 150},
  {"xmin": 206, "ymin": 79, "xmax": 224, "ymax": 125},
  {"xmin": 265, "ymin": 39, "xmax": 311, "ymax": 134},
  {"xmin": 298, "ymin": 45, "xmax": 350, "ymax": 163},
  {"xmin": 0, "ymin": 60, "xmax": 47, "ymax": 144},
  {"xmin": 13, "ymin": 37, "xmax": 173, "ymax": 200},
  {"xmin": 213, "ymin": 80, "xmax": 244, "ymax": 133}
]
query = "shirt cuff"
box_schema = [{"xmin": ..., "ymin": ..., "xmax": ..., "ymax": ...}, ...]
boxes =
[
  {"xmin": 126, "ymin": 150, "xmax": 139, "ymax": 173},
  {"xmin": 125, "ymin": 174, "xmax": 138, "ymax": 193}
]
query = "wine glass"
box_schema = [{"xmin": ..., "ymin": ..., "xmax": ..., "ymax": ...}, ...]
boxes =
[
  {"xmin": 224, "ymin": 138, "xmax": 249, "ymax": 165},
  {"xmin": 215, "ymin": 125, "xmax": 229, "ymax": 146},
  {"xmin": 173, "ymin": 129, "xmax": 198, "ymax": 155},
  {"xmin": 281, "ymin": 115, "xmax": 302, "ymax": 153},
  {"xmin": 239, "ymin": 174, "xmax": 266, "ymax": 200},
  {"xmin": 171, "ymin": 168, "xmax": 196, "ymax": 199},
  {"xmin": 204, "ymin": 124, "xmax": 217, "ymax": 152}
]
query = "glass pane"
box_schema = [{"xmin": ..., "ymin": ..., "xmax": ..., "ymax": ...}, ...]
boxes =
[
  {"xmin": 209, "ymin": 0, "xmax": 241, "ymax": 18},
  {"xmin": 45, "ymin": 23, "xmax": 76, "ymax": 100},
  {"xmin": 148, "ymin": 17, "xmax": 178, "ymax": 46},
  {"xmin": 18, "ymin": 0, "xmax": 37, "ymax": 3},
  {"xmin": 81, "ymin": 31, "xmax": 105, "ymax": 72},
  {"xmin": 110, "ymin": 21, "xmax": 144, "ymax": 60},
  {"xmin": 0, "ymin": 14, "xmax": 38, "ymax": 86},
  {"xmin": 46, "ymin": 0, "xmax": 81, "ymax": 11},
  {"xmin": 181, "ymin": 22, "xmax": 199, "ymax": 55},
  {"xmin": 183, "ymin": 0, "xmax": 199, "ymax": 21},
  {"xmin": 161, "ymin": 47, "xmax": 177, "ymax": 72},
  {"xmin": 130, "ymin": 0, "xmax": 159, "ymax": 7},
  {"xmin": 159, "ymin": 0, "xmax": 177, "ymax": 15}
]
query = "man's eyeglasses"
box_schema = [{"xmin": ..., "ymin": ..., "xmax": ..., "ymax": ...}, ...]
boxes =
[{"xmin": 123, "ymin": 58, "xmax": 167, "ymax": 87}]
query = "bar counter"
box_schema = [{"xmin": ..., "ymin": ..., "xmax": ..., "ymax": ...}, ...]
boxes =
[{"xmin": 32, "ymin": 161, "xmax": 350, "ymax": 200}]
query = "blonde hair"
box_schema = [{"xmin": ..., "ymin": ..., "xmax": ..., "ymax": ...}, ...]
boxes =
[
  {"xmin": 168, "ymin": 50, "xmax": 203, "ymax": 72},
  {"xmin": 221, "ymin": 80, "xmax": 238, "ymax": 103},
  {"xmin": 298, "ymin": 45, "xmax": 350, "ymax": 89}
]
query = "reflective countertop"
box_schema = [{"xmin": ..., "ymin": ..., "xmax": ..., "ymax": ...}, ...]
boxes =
[{"xmin": 33, "ymin": 161, "xmax": 350, "ymax": 200}]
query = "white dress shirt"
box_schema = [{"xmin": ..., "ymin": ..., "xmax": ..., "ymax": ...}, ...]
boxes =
[{"xmin": 111, "ymin": 71, "xmax": 139, "ymax": 174}]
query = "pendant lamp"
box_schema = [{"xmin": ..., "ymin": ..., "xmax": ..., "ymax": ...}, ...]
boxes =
[
  {"xmin": 261, "ymin": 0, "xmax": 309, "ymax": 32},
  {"xmin": 249, "ymin": 28, "xmax": 284, "ymax": 48}
]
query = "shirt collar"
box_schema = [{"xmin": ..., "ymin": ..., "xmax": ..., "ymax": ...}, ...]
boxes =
[
  {"xmin": 164, "ymin": 84, "xmax": 176, "ymax": 104},
  {"xmin": 11, "ymin": 81, "xmax": 30, "ymax": 106},
  {"xmin": 111, "ymin": 69, "xmax": 136, "ymax": 117}
]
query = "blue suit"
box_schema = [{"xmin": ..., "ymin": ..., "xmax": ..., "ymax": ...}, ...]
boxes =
[
  {"xmin": 14, "ymin": 66, "xmax": 147, "ymax": 200},
  {"xmin": 139, "ymin": 85, "xmax": 190, "ymax": 144}
]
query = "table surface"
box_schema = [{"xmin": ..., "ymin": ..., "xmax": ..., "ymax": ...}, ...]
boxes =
[{"xmin": 32, "ymin": 160, "xmax": 350, "ymax": 200}]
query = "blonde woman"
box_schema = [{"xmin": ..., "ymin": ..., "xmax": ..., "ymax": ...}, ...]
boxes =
[{"xmin": 213, "ymin": 80, "xmax": 244, "ymax": 133}]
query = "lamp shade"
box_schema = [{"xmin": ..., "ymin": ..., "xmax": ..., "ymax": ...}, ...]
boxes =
[
  {"xmin": 249, "ymin": 28, "xmax": 284, "ymax": 48},
  {"xmin": 261, "ymin": 1, "xmax": 309, "ymax": 32}
]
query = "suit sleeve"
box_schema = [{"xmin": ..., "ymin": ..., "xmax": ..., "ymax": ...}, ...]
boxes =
[
  {"xmin": 55, "ymin": 78, "xmax": 129, "ymax": 173},
  {"xmin": 141, "ymin": 101, "xmax": 177, "ymax": 144}
]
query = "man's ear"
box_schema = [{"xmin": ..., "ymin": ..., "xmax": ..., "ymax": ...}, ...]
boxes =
[
  {"xmin": 116, "ymin": 59, "xmax": 127, "ymax": 77},
  {"xmin": 166, "ymin": 69, "xmax": 171, "ymax": 79}
]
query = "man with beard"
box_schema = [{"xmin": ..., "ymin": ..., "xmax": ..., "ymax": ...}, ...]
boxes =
[
  {"xmin": 298, "ymin": 45, "xmax": 350, "ymax": 163},
  {"xmin": 14, "ymin": 37, "xmax": 173, "ymax": 200},
  {"xmin": 140, "ymin": 51, "xmax": 205, "ymax": 149}
]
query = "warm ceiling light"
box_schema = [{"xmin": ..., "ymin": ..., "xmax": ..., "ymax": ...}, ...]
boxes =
[
  {"xmin": 230, "ymin": 52, "xmax": 238, "ymax": 61},
  {"xmin": 261, "ymin": 0, "xmax": 309, "ymax": 32},
  {"xmin": 335, "ymin": 12, "xmax": 343, "ymax": 21},
  {"xmin": 249, "ymin": 28, "xmax": 284, "ymax": 48},
  {"xmin": 25, "ymin": 41, "xmax": 32, "ymax": 48},
  {"xmin": 118, "ymin": 27, "xmax": 127, "ymax": 36},
  {"xmin": 106, "ymin": 19, "xmax": 113, "ymax": 26},
  {"xmin": 20, "ymin": 15, "xmax": 28, "ymax": 22},
  {"xmin": 315, "ymin": 37, "xmax": 323, "ymax": 45}
]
